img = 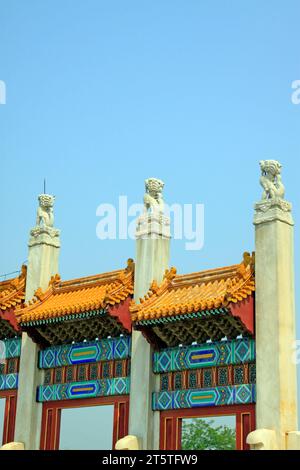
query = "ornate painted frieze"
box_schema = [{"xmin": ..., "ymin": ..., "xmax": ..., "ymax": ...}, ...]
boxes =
[
  {"xmin": 39, "ymin": 336, "xmax": 131, "ymax": 369},
  {"xmin": 43, "ymin": 359, "xmax": 130, "ymax": 385},
  {"xmin": 0, "ymin": 357, "xmax": 19, "ymax": 376},
  {"xmin": 37, "ymin": 377, "xmax": 130, "ymax": 402},
  {"xmin": 0, "ymin": 373, "xmax": 18, "ymax": 391},
  {"xmin": 159, "ymin": 363, "xmax": 256, "ymax": 392},
  {"xmin": 0, "ymin": 339, "xmax": 20, "ymax": 390},
  {"xmin": 153, "ymin": 338, "xmax": 255, "ymax": 373},
  {"xmin": 1, "ymin": 338, "xmax": 21, "ymax": 359},
  {"xmin": 152, "ymin": 384, "xmax": 256, "ymax": 411}
]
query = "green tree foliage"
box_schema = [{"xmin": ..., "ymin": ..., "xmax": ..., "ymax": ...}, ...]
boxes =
[{"xmin": 181, "ymin": 419, "xmax": 236, "ymax": 450}]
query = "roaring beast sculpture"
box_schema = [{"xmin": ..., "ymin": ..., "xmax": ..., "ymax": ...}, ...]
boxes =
[
  {"xmin": 259, "ymin": 160, "xmax": 285, "ymax": 200},
  {"xmin": 143, "ymin": 178, "xmax": 165, "ymax": 214},
  {"xmin": 36, "ymin": 194, "xmax": 55, "ymax": 228}
]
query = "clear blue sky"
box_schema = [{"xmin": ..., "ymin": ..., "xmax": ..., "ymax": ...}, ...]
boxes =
[{"xmin": 0, "ymin": 0, "xmax": 300, "ymax": 446}]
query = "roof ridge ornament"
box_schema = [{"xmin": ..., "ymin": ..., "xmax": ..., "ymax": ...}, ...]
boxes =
[
  {"xmin": 240, "ymin": 252, "xmax": 255, "ymax": 275},
  {"xmin": 33, "ymin": 287, "xmax": 46, "ymax": 302},
  {"xmin": 130, "ymin": 267, "xmax": 178, "ymax": 312},
  {"xmin": 48, "ymin": 274, "xmax": 61, "ymax": 288},
  {"xmin": 163, "ymin": 267, "xmax": 177, "ymax": 281},
  {"xmin": 0, "ymin": 266, "xmax": 26, "ymax": 310},
  {"xmin": 125, "ymin": 258, "xmax": 135, "ymax": 274},
  {"xmin": 21, "ymin": 274, "xmax": 61, "ymax": 309}
]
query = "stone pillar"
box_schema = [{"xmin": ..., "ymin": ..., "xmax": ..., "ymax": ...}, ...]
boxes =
[
  {"xmin": 129, "ymin": 178, "xmax": 171, "ymax": 450},
  {"xmin": 250, "ymin": 160, "xmax": 298, "ymax": 450},
  {"xmin": 14, "ymin": 194, "xmax": 60, "ymax": 450}
]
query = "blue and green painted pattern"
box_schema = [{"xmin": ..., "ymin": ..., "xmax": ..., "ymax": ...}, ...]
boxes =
[
  {"xmin": 153, "ymin": 339, "xmax": 255, "ymax": 373},
  {"xmin": 136, "ymin": 308, "xmax": 229, "ymax": 326},
  {"xmin": 20, "ymin": 308, "xmax": 106, "ymax": 327},
  {"xmin": 0, "ymin": 373, "xmax": 18, "ymax": 391},
  {"xmin": 1, "ymin": 338, "xmax": 21, "ymax": 359},
  {"xmin": 37, "ymin": 377, "xmax": 130, "ymax": 402},
  {"xmin": 39, "ymin": 336, "xmax": 131, "ymax": 369},
  {"xmin": 152, "ymin": 384, "xmax": 256, "ymax": 410}
]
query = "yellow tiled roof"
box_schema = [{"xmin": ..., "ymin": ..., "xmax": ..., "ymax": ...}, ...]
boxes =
[
  {"xmin": 130, "ymin": 253, "xmax": 255, "ymax": 322},
  {"xmin": 0, "ymin": 266, "xmax": 26, "ymax": 311},
  {"xmin": 15, "ymin": 260, "xmax": 134, "ymax": 324}
]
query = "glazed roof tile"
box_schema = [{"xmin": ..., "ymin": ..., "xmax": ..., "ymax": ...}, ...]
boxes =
[
  {"xmin": 15, "ymin": 261, "xmax": 134, "ymax": 324},
  {"xmin": 130, "ymin": 253, "xmax": 255, "ymax": 322},
  {"xmin": 0, "ymin": 266, "xmax": 26, "ymax": 311}
]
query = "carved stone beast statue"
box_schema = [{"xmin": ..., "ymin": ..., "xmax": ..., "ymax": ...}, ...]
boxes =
[
  {"xmin": 36, "ymin": 194, "xmax": 55, "ymax": 228},
  {"xmin": 143, "ymin": 178, "xmax": 165, "ymax": 214},
  {"xmin": 259, "ymin": 160, "xmax": 285, "ymax": 200}
]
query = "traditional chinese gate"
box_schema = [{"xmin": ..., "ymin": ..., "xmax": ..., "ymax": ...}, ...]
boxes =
[
  {"xmin": 36, "ymin": 335, "xmax": 132, "ymax": 450},
  {"xmin": 152, "ymin": 338, "xmax": 256, "ymax": 450},
  {"xmin": 0, "ymin": 389, "xmax": 18, "ymax": 445},
  {"xmin": 131, "ymin": 258, "xmax": 256, "ymax": 451},
  {"xmin": 0, "ymin": 338, "xmax": 21, "ymax": 445},
  {"xmin": 40, "ymin": 395, "xmax": 129, "ymax": 450},
  {"xmin": 160, "ymin": 404, "xmax": 255, "ymax": 450},
  {"xmin": 0, "ymin": 272, "xmax": 25, "ymax": 445},
  {"xmin": 14, "ymin": 267, "xmax": 134, "ymax": 450}
]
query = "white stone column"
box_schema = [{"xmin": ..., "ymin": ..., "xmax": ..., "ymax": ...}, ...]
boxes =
[
  {"xmin": 249, "ymin": 160, "xmax": 298, "ymax": 450},
  {"xmin": 129, "ymin": 179, "xmax": 171, "ymax": 450},
  {"xmin": 15, "ymin": 194, "xmax": 60, "ymax": 450}
]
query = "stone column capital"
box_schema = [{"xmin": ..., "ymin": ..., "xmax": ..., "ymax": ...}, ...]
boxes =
[
  {"xmin": 28, "ymin": 226, "xmax": 61, "ymax": 248},
  {"xmin": 253, "ymin": 198, "xmax": 294, "ymax": 226},
  {"xmin": 136, "ymin": 213, "xmax": 171, "ymax": 240}
]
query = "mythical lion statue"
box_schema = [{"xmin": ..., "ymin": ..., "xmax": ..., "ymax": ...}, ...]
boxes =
[
  {"xmin": 36, "ymin": 194, "xmax": 55, "ymax": 228},
  {"xmin": 259, "ymin": 160, "xmax": 285, "ymax": 200},
  {"xmin": 143, "ymin": 178, "xmax": 165, "ymax": 214}
]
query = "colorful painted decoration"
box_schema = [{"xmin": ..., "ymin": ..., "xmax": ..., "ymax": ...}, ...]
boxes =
[
  {"xmin": 37, "ymin": 377, "xmax": 130, "ymax": 402},
  {"xmin": 1, "ymin": 338, "xmax": 21, "ymax": 359},
  {"xmin": 153, "ymin": 338, "xmax": 255, "ymax": 373},
  {"xmin": 152, "ymin": 384, "xmax": 256, "ymax": 410},
  {"xmin": 0, "ymin": 373, "xmax": 18, "ymax": 391},
  {"xmin": 39, "ymin": 336, "xmax": 131, "ymax": 369}
]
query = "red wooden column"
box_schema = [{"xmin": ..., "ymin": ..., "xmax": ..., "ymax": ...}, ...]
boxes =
[
  {"xmin": 236, "ymin": 407, "xmax": 255, "ymax": 450},
  {"xmin": 40, "ymin": 395, "xmax": 129, "ymax": 450},
  {"xmin": 0, "ymin": 390, "xmax": 18, "ymax": 445},
  {"xmin": 160, "ymin": 405, "xmax": 255, "ymax": 451},
  {"xmin": 160, "ymin": 415, "xmax": 182, "ymax": 450},
  {"xmin": 113, "ymin": 398, "xmax": 130, "ymax": 445}
]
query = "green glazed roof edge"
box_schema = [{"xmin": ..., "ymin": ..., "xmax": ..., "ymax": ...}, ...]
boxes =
[
  {"xmin": 20, "ymin": 308, "xmax": 107, "ymax": 327},
  {"xmin": 135, "ymin": 307, "xmax": 229, "ymax": 326}
]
